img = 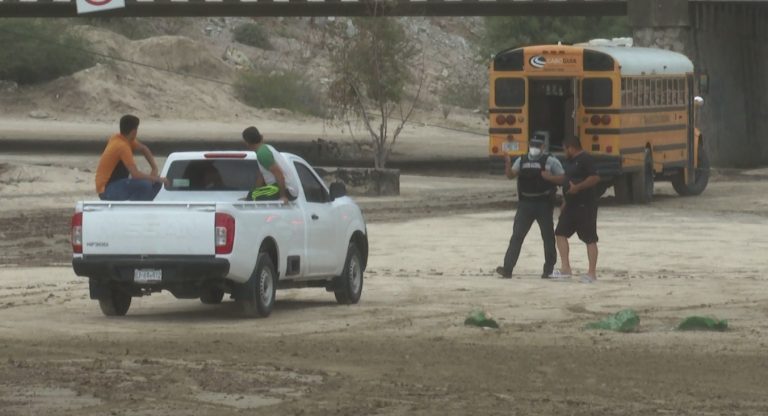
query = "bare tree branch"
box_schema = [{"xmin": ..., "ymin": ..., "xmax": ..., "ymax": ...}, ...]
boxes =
[
  {"xmin": 325, "ymin": 15, "xmax": 424, "ymax": 169},
  {"xmin": 388, "ymin": 48, "xmax": 428, "ymax": 159}
]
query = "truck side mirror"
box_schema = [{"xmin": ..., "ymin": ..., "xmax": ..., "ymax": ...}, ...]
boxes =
[{"xmin": 329, "ymin": 182, "xmax": 347, "ymax": 200}]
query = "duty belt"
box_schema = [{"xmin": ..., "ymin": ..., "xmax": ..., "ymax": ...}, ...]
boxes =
[{"xmin": 520, "ymin": 191, "xmax": 552, "ymax": 198}]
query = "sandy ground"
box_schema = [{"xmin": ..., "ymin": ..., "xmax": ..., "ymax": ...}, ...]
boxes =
[{"xmin": 2, "ymin": 155, "xmax": 768, "ymax": 414}]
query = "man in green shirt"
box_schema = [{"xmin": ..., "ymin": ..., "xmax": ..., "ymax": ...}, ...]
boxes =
[{"xmin": 242, "ymin": 126, "xmax": 290, "ymax": 203}]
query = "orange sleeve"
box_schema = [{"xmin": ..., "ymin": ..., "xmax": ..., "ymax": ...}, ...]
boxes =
[
  {"xmin": 130, "ymin": 139, "xmax": 142, "ymax": 151},
  {"xmin": 119, "ymin": 142, "xmax": 137, "ymax": 170}
]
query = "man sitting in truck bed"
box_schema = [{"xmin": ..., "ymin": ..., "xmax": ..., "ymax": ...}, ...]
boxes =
[
  {"xmin": 94, "ymin": 115, "xmax": 167, "ymax": 201},
  {"xmin": 242, "ymin": 126, "xmax": 297, "ymax": 203}
]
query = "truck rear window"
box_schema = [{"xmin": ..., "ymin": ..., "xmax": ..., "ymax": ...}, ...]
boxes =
[{"xmin": 165, "ymin": 160, "xmax": 260, "ymax": 191}]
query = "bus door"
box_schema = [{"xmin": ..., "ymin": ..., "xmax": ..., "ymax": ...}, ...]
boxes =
[
  {"xmin": 529, "ymin": 78, "xmax": 574, "ymax": 152},
  {"xmin": 571, "ymin": 78, "xmax": 580, "ymax": 143}
]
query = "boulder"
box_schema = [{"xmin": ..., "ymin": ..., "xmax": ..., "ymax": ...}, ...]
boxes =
[{"xmin": 28, "ymin": 110, "xmax": 50, "ymax": 120}]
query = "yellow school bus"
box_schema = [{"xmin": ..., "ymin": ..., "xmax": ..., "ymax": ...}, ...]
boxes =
[{"xmin": 488, "ymin": 43, "xmax": 709, "ymax": 203}]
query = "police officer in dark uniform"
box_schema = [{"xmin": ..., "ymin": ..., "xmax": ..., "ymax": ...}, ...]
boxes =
[{"xmin": 496, "ymin": 136, "xmax": 565, "ymax": 279}]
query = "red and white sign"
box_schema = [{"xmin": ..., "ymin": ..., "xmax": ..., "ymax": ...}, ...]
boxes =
[{"xmin": 76, "ymin": 0, "xmax": 125, "ymax": 14}]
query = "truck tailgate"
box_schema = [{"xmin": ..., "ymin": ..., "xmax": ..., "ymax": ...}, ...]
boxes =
[{"xmin": 81, "ymin": 202, "xmax": 216, "ymax": 256}]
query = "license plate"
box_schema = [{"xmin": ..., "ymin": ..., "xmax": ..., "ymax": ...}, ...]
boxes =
[
  {"xmin": 134, "ymin": 269, "xmax": 162, "ymax": 284},
  {"xmin": 502, "ymin": 142, "xmax": 520, "ymax": 152}
]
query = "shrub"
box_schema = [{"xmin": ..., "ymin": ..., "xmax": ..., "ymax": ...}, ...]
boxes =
[
  {"xmin": 441, "ymin": 78, "xmax": 487, "ymax": 110},
  {"xmin": 232, "ymin": 23, "xmax": 273, "ymax": 50},
  {"xmin": 0, "ymin": 19, "xmax": 95, "ymax": 85},
  {"xmin": 479, "ymin": 16, "xmax": 629, "ymax": 58},
  {"xmin": 235, "ymin": 71, "xmax": 325, "ymax": 117}
]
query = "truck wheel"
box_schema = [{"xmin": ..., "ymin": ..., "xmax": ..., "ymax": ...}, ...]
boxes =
[
  {"xmin": 237, "ymin": 253, "xmax": 277, "ymax": 318},
  {"xmin": 98, "ymin": 286, "xmax": 132, "ymax": 316},
  {"xmin": 200, "ymin": 286, "xmax": 224, "ymax": 305},
  {"xmin": 631, "ymin": 148, "xmax": 653, "ymax": 204},
  {"xmin": 672, "ymin": 142, "xmax": 710, "ymax": 196},
  {"xmin": 334, "ymin": 243, "xmax": 364, "ymax": 305}
]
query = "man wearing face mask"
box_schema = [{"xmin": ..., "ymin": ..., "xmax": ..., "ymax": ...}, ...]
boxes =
[{"xmin": 496, "ymin": 136, "xmax": 565, "ymax": 279}]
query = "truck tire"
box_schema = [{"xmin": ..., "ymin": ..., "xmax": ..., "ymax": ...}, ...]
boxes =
[
  {"xmin": 98, "ymin": 286, "xmax": 132, "ymax": 316},
  {"xmin": 334, "ymin": 243, "xmax": 364, "ymax": 305},
  {"xmin": 237, "ymin": 253, "xmax": 277, "ymax": 318},
  {"xmin": 631, "ymin": 148, "xmax": 653, "ymax": 204},
  {"xmin": 200, "ymin": 286, "xmax": 225, "ymax": 305},
  {"xmin": 672, "ymin": 141, "xmax": 710, "ymax": 196}
]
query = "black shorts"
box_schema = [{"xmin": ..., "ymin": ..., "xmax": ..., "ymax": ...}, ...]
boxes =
[{"xmin": 555, "ymin": 203, "xmax": 599, "ymax": 244}]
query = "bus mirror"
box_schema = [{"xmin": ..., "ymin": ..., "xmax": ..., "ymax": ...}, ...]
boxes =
[{"xmin": 694, "ymin": 96, "xmax": 704, "ymax": 107}]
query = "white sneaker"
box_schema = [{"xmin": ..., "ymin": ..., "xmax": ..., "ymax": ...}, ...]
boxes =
[
  {"xmin": 548, "ymin": 270, "xmax": 572, "ymax": 280},
  {"xmin": 579, "ymin": 275, "xmax": 596, "ymax": 284}
]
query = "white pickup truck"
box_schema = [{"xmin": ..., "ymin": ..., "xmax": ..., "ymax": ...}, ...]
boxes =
[{"xmin": 71, "ymin": 151, "xmax": 368, "ymax": 318}]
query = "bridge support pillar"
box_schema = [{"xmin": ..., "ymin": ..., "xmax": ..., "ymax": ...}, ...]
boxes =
[
  {"xmin": 630, "ymin": 0, "xmax": 768, "ymax": 166},
  {"xmin": 689, "ymin": 2, "xmax": 768, "ymax": 166},
  {"xmin": 628, "ymin": 0, "xmax": 690, "ymax": 53}
]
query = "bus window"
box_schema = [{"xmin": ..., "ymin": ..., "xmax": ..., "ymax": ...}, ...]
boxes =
[
  {"xmin": 494, "ymin": 49, "xmax": 524, "ymax": 71},
  {"xmin": 666, "ymin": 79, "xmax": 674, "ymax": 105},
  {"xmin": 673, "ymin": 79, "xmax": 679, "ymax": 105},
  {"xmin": 621, "ymin": 79, "xmax": 629, "ymax": 107},
  {"xmin": 657, "ymin": 79, "xmax": 664, "ymax": 106},
  {"xmin": 633, "ymin": 79, "xmax": 640, "ymax": 107},
  {"xmin": 495, "ymin": 78, "xmax": 525, "ymax": 107},
  {"xmin": 582, "ymin": 78, "xmax": 612, "ymax": 107},
  {"xmin": 644, "ymin": 79, "xmax": 651, "ymax": 107},
  {"xmin": 583, "ymin": 50, "xmax": 615, "ymax": 71}
]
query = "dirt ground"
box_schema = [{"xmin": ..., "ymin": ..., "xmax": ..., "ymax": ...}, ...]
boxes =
[{"xmin": 2, "ymin": 154, "xmax": 768, "ymax": 415}]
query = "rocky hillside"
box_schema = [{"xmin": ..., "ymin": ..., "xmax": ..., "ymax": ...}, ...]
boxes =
[{"xmin": 0, "ymin": 17, "xmax": 486, "ymax": 124}]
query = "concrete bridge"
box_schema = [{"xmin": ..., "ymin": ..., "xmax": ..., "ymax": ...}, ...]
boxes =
[
  {"xmin": 1, "ymin": 0, "xmax": 766, "ymax": 165},
  {"xmin": 2, "ymin": 0, "xmax": 634, "ymax": 18}
]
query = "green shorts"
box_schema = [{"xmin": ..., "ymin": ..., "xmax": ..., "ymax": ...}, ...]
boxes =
[{"xmin": 248, "ymin": 185, "xmax": 280, "ymax": 201}]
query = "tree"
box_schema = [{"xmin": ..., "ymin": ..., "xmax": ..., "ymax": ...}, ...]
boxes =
[
  {"xmin": 325, "ymin": 17, "xmax": 426, "ymax": 169},
  {"xmin": 0, "ymin": 19, "xmax": 95, "ymax": 85},
  {"xmin": 479, "ymin": 16, "xmax": 630, "ymax": 58}
]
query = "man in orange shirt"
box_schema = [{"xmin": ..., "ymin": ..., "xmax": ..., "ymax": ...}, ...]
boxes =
[{"xmin": 95, "ymin": 115, "xmax": 167, "ymax": 201}]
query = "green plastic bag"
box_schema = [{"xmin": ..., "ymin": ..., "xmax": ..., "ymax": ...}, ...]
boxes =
[
  {"xmin": 464, "ymin": 310, "xmax": 499, "ymax": 329},
  {"xmin": 585, "ymin": 309, "xmax": 640, "ymax": 333},
  {"xmin": 677, "ymin": 316, "xmax": 728, "ymax": 331}
]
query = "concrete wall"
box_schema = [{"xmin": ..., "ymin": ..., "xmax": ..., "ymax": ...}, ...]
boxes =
[
  {"xmin": 630, "ymin": 0, "xmax": 768, "ymax": 167},
  {"xmin": 315, "ymin": 167, "xmax": 401, "ymax": 196},
  {"xmin": 690, "ymin": 2, "xmax": 768, "ymax": 166}
]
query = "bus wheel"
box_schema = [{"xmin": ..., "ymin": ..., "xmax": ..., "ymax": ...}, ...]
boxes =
[
  {"xmin": 672, "ymin": 142, "xmax": 710, "ymax": 196},
  {"xmin": 613, "ymin": 174, "xmax": 631, "ymax": 204},
  {"xmin": 631, "ymin": 148, "xmax": 653, "ymax": 204}
]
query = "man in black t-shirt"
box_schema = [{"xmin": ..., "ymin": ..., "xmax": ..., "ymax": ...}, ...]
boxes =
[{"xmin": 544, "ymin": 137, "xmax": 601, "ymax": 283}]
